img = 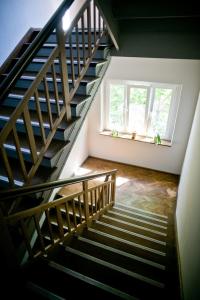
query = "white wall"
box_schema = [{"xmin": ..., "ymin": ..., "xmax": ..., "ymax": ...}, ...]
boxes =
[
  {"xmin": 176, "ymin": 95, "xmax": 200, "ymax": 300},
  {"xmin": 59, "ymin": 118, "xmax": 89, "ymax": 179},
  {"xmin": 0, "ymin": 0, "xmax": 63, "ymax": 66},
  {"xmin": 88, "ymin": 57, "xmax": 200, "ymax": 174}
]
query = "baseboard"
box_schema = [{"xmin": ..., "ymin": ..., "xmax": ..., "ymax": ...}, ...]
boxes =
[{"xmin": 174, "ymin": 214, "xmax": 184, "ymax": 300}]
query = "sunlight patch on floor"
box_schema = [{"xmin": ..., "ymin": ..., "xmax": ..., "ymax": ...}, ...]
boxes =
[{"xmin": 116, "ymin": 176, "xmax": 129, "ymax": 187}]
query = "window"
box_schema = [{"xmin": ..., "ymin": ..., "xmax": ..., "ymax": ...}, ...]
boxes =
[{"xmin": 104, "ymin": 80, "xmax": 181, "ymax": 142}]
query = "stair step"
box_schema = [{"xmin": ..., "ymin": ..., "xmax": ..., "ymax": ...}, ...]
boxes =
[
  {"xmin": 112, "ymin": 206, "xmax": 168, "ymax": 225},
  {"xmin": 3, "ymin": 90, "xmax": 90, "ymax": 116},
  {"xmin": 15, "ymin": 73, "xmax": 99, "ymax": 95},
  {"xmin": 37, "ymin": 43, "xmax": 110, "ymax": 59},
  {"xmin": 106, "ymin": 210, "xmax": 167, "ymax": 232},
  {"xmin": 102, "ymin": 214, "xmax": 167, "ymax": 237},
  {"xmin": 50, "ymin": 245, "xmax": 165, "ymax": 299},
  {"xmin": 0, "ymin": 106, "xmax": 78, "ymax": 141},
  {"xmin": 67, "ymin": 236, "xmax": 166, "ymax": 281},
  {"xmin": 2, "ymin": 132, "xmax": 69, "ymax": 167},
  {"xmin": 27, "ymin": 281, "xmax": 65, "ymax": 300},
  {"xmin": 0, "ymin": 157, "xmax": 55, "ymax": 188},
  {"xmin": 100, "ymin": 215, "xmax": 167, "ymax": 241},
  {"xmin": 92, "ymin": 221, "xmax": 167, "ymax": 254},
  {"xmin": 115, "ymin": 203, "xmax": 168, "ymax": 220},
  {"xmin": 26, "ymin": 257, "xmax": 126, "ymax": 300}
]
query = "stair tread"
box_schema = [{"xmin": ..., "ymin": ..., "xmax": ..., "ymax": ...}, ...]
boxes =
[
  {"xmin": 66, "ymin": 236, "xmax": 166, "ymax": 282},
  {"xmin": 48, "ymin": 245, "xmax": 165, "ymax": 299},
  {"xmin": 19, "ymin": 71, "xmax": 99, "ymax": 85},
  {"xmin": 32, "ymin": 57, "xmax": 107, "ymax": 65},
  {"xmin": 25, "ymin": 257, "xmax": 125, "ymax": 300},
  {"xmin": 0, "ymin": 106, "xmax": 78, "ymax": 130},
  {"xmin": 92, "ymin": 221, "xmax": 167, "ymax": 253}
]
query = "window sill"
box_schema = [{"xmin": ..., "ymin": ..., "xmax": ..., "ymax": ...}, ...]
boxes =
[{"xmin": 100, "ymin": 130, "xmax": 172, "ymax": 147}]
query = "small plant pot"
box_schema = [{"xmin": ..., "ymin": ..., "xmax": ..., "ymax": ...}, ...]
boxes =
[{"xmin": 131, "ymin": 132, "xmax": 136, "ymax": 139}]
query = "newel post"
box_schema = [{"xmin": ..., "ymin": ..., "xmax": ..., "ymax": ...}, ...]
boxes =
[
  {"xmin": 111, "ymin": 172, "xmax": 116, "ymax": 205},
  {"xmin": 82, "ymin": 180, "xmax": 90, "ymax": 227},
  {"xmin": 56, "ymin": 20, "xmax": 71, "ymax": 120}
]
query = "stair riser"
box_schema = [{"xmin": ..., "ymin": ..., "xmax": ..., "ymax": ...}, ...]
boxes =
[
  {"xmin": 46, "ymin": 33, "xmax": 109, "ymax": 45},
  {"xmin": 15, "ymin": 79, "xmax": 93, "ymax": 95},
  {"xmin": 0, "ymin": 119, "xmax": 70, "ymax": 141},
  {"xmin": 3, "ymin": 98, "xmax": 77, "ymax": 117},
  {"xmin": 26, "ymin": 61, "xmax": 99, "ymax": 77},
  {"xmin": 37, "ymin": 46, "xmax": 109, "ymax": 60}
]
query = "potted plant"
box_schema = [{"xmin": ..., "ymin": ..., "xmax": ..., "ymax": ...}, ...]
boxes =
[{"xmin": 154, "ymin": 133, "xmax": 161, "ymax": 145}]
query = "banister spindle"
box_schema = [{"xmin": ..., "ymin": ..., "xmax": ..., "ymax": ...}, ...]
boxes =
[
  {"xmin": 81, "ymin": 16, "xmax": 86, "ymax": 64},
  {"xmin": 43, "ymin": 76, "xmax": 53, "ymax": 130},
  {"xmin": 93, "ymin": 2, "xmax": 96, "ymax": 44},
  {"xmin": 76, "ymin": 24, "xmax": 81, "ymax": 77},
  {"xmin": 13, "ymin": 127, "xmax": 28, "ymax": 181},
  {"xmin": 23, "ymin": 106, "xmax": 37, "ymax": 164},
  {"xmin": 51, "ymin": 63, "xmax": 61, "ymax": 116},
  {"xmin": 69, "ymin": 33, "xmax": 75, "ymax": 86},
  {"xmin": 34, "ymin": 90, "xmax": 46, "ymax": 144},
  {"xmin": 56, "ymin": 20, "xmax": 71, "ymax": 120},
  {"xmin": 83, "ymin": 180, "xmax": 89, "ymax": 226},
  {"xmin": 87, "ymin": 5, "xmax": 92, "ymax": 56},
  {"xmin": 0, "ymin": 146, "xmax": 14, "ymax": 186}
]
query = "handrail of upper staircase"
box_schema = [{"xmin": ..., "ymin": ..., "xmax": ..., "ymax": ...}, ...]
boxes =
[
  {"xmin": 0, "ymin": 169, "xmax": 117, "ymax": 201},
  {"xmin": 0, "ymin": 0, "xmax": 74, "ymax": 102}
]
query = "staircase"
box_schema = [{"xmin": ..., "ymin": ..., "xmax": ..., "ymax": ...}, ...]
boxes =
[
  {"xmin": 1, "ymin": 169, "xmax": 180, "ymax": 299},
  {"xmin": 0, "ymin": 0, "xmax": 115, "ymax": 199}
]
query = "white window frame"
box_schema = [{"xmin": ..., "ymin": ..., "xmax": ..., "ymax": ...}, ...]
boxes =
[{"xmin": 103, "ymin": 79, "xmax": 182, "ymax": 142}]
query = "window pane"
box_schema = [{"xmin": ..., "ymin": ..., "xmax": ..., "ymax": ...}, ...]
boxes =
[
  {"xmin": 109, "ymin": 84, "xmax": 125, "ymax": 131},
  {"xmin": 128, "ymin": 87, "xmax": 148, "ymax": 135},
  {"xmin": 148, "ymin": 88, "xmax": 172, "ymax": 138}
]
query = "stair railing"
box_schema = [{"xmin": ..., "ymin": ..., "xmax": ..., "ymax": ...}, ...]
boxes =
[
  {"xmin": 0, "ymin": 0, "xmax": 110, "ymax": 187},
  {"xmin": 2, "ymin": 169, "xmax": 117, "ymax": 261}
]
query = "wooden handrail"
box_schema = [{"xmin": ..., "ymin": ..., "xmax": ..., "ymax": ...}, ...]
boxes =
[
  {"xmin": 0, "ymin": 0, "xmax": 111, "ymax": 188},
  {"xmin": 0, "ymin": 0, "xmax": 74, "ymax": 102},
  {"xmin": 4, "ymin": 169, "xmax": 117, "ymax": 260},
  {"xmin": 0, "ymin": 169, "xmax": 117, "ymax": 201}
]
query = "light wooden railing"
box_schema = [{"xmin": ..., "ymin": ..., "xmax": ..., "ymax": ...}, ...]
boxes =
[
  {"xmin": 0, "ymin": 0, "xmax": 109, "ymax": 187},
  {"xmin": 4, "ymin": 169, "xmax": 117, "ymax": 260}
]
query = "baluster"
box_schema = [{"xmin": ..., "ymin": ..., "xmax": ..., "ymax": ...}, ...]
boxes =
[
  {"xmin": 90, "ymin": 190, "xmax": 93, "ymax": 215},
  {"xmin": 33, "ymin": 214, "xmax": 46, "ymax": 254},
  {"xmin": 102, "ymin": 185, "xmax": 105, "ymax": 207},
  {"xmin": 13, "ymin": 127, "xmax": 28, "ymax": 181},
  {"xmin": 0, "ymin": 145, "xmax": 14, "ymax": 186},
  {"xmin": 45, "ymin": 209, "xmax": 54, "ymax": 245},
  {"xmin": 20, "ymin": 219, "xmax": 33, "ymax": 259},
  {"xmin": 64, "ymin": 201, "xmax": 71, "ymax": 233},
  {"xmin": 23, "ymin": 106, "xmax": 37, "ymax": 164},
  {"xmin": 83, "ymin": 181, "xmax": 89, "ymax": 226},
  {"xmin": 94, "ymin": 188, "xmax": 98, "ymax": 212},
  {"xmin": 71, "ymin": 198, "xmax": 77, "ymax": 228},
  {"xmin": 34, "ymin": 90, "xmax": 46, "ymax": 144},
  {"xmin": 98, "ymin": 186, "xmax": 102, "ymax": 209},
  {"xmin": 43, "ymin": 76, "xmax": 53, "ymax": 130},
  {"xmin": 111, "ymin": 172, "xmax": 116, "ymax": 204},
  {"xmin": 56, "ymin": 206, "xmax": 64, "ymax": 240},
  {"xmin": 87, "ymin": 5, "xmax": 92, "ymax": 57},
  {"xmin": 76, "ymin": 24, "xmax": 81, "ymax": 77},
  {"xmin": 81, "ymin": 16, "xmax": 86, "ymax": 64},
  {"xmin": 93, "ymin": 2, "xmax": 96, "ymax": 44},
  {"xmin": 69, "ymin": 33, "xmax": 75, "ymax": 86},
  {"xmin": 56, "ymin": 20, "xmax": 71, "ymax": 120},
  {"xmin": 51, "ymin": 63, "xmax": 61, "ymax": 116},
  {"xmin": 77, "ymin": 195, "xmax": 83, "ymax": 222}
]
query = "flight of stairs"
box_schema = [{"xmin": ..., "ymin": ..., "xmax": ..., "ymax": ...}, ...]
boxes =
[
  {"xmin": 0, "ymin": 29, "xmax": 111, "ymax": 191},
  {"xmin": 22, "ymin": 202, "xmax": 180, "ymax": 299}
]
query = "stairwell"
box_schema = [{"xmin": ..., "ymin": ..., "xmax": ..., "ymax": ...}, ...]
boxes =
[{"xmin": 0, "ymin": 1, "xmax": 181, "ymax": 299}]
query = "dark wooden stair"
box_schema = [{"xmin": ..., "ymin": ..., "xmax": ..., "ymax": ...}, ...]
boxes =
[{"xmin": 23, "ymin": 203, "xmax": 180, "ymax": 300}]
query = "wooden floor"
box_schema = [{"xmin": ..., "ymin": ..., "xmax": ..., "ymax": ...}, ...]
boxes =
[{"xmin": 70, "ymin": 156, "xmax": 179, "ymax": 216}]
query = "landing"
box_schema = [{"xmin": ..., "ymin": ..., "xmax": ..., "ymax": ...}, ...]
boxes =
[{"xmin": 66, "ymin": 156, "xmax": 179, "ymax": 217}]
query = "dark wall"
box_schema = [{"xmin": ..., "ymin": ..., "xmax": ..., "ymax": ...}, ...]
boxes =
[{"xmin": 111, "ymin": 17, "xmax": 200, "ymax": 59}]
